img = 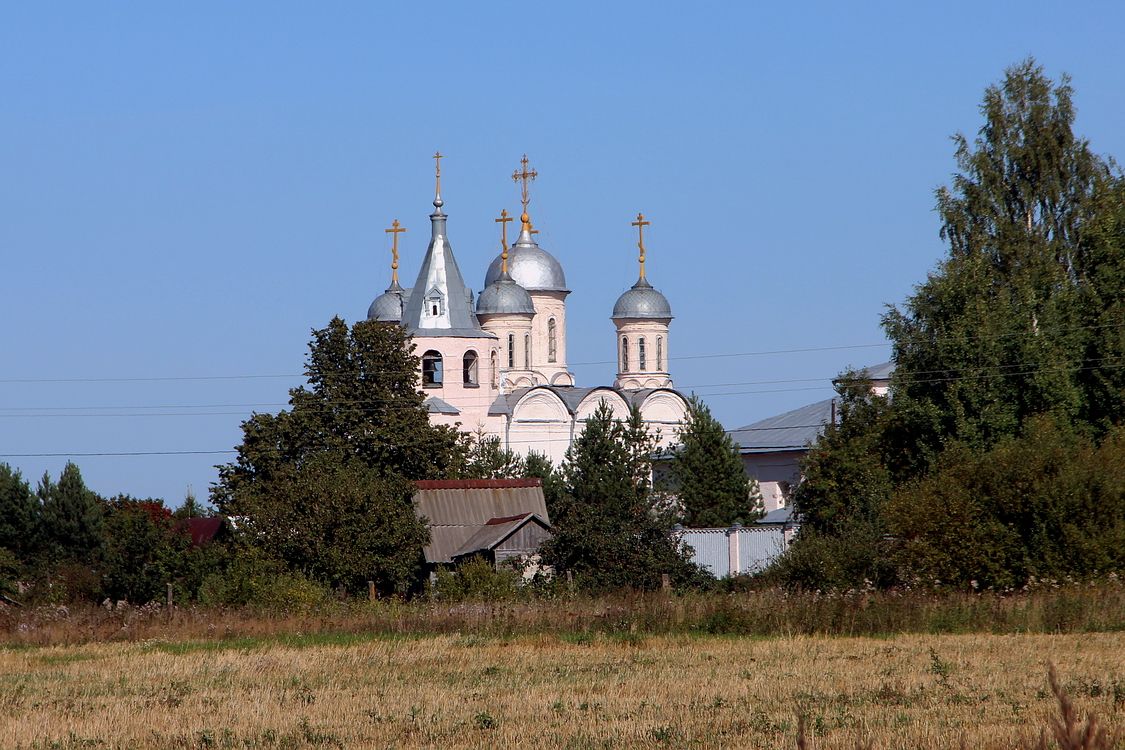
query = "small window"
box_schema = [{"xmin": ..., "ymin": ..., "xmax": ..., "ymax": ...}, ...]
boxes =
[
  {"xmin": 490, "ymin": 350, "xmax": 499, "ymax": 388},
  {"xmin": 425, "ymin": 289, "xmax": 444, "ymax": 317},
  {"xmin": 656, "ymin": 337, "xmax": 663, "ymax": 371},
  {"xmin": 621, "ymin": 336, "xmax": 629, "ymax": 372},
  {"xmin": 524, "ymin": 333, "xmax": 531, "ymax": 368},
  {"xmin": 422, "ymin": 350, "xmax": 443, "ymax": 386},
  {"xmin": 507, "ymin": 333, "xmax": 515, "ymax": 369},
  {"xmin": 547, "ymin": 318, "xmax": 557, "ymax": 363},
  {"xmin": 463, "ymin": 350, "xmax": 478, "ymax": 386},
  {"xmin": 638, "ymin": 337, "xmax": 647, "ymax": 371}
]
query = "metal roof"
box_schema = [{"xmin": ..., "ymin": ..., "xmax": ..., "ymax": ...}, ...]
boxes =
[
  {"xmin": 756, "ymin": 506, "xmax": 798, "ymax": 525},
  {"xmin": 484, "ymin": 227, "xmax": 568, "ymax": 292},
  {"xmin": 728, "ymin": 398, "xmax": 835, "ymax": 454},
  {"xmin": 423, "ymin": 396, "xmax": 460, "ymax": 415},
  {"xmin": 413, "ymin": 480, "xmax": 549, "ymax": 564},
  {"xmin": 861, "ymin": 360, "xmax": 895, "ymax": 380},
  {"xmin": 612, "ymin": 277, "xmax": 673, "ymax": 320},
  {"xmin": 450, "ymin": 513, "xmax": 551, "ymax": 558},
  {"xmin": 399, "ymin": 196, "xmax": 485, "ymax": 337},
  {"xmin": 489, "ymin": 385, "xmax": 687, "ymax": 417}
]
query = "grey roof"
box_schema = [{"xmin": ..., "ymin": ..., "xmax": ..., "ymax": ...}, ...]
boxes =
[
  {"xmin": 729, "ymin": 398, "xmax": 836, "ymax": 454},
  {"xmin": 450, "ymin": 513, "xmax": 551, "ymax": 559},
  {"xmin": 413, "ymin": 480, "xmax": 549, "ymax": 564},
  {"xmin": 399, "ymin": 196, "xmax": 485, "ymax": 337},
  {"xmin": 861, "ymin": 360, "xmax": 895, "ymax": 380},
  {"xmin": 484, "ymin": 228, "xmax": 568, "ymax": 292},
  {"xmin": 367, "ymin": 283, "xmax": 405, "ymax": 322},
  {"xmin": 757, "ymin": 506, "xmax": 798, "ymax": 526},
  {"xmin": 612, "ymin": 277, "xmax": 673, "ymax": 320},
  {"xmin": 476, "ymin": 275, "xmax": 536, "ymax": 315},
  {"xmin": 423, "ymin": 396, "xmax": 460, "ymax": 415},
  {"xmin": 489, "ymin": 384, "xmax": 687, "ymax": 417}
]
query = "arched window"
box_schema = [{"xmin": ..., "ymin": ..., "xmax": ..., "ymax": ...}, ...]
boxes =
[
  {"xmin": 656, "ymin": 337, "xmax": 663, "ymax": 371},
  {"xmin": 463, "ymin": 350, "xmax": 478, "ymax": 386},
  {"xmin": 621, "ymin": 336, "xmax": 629, "ymax": 372},
  {"xmin": 638, "ymin": 337, "xmax": 647, "ymax": 371},
  {"xmin": 524, "ymin": 333, "xmax": 532, "ymax": 368},
  {"xmin": 507, "ymin": 334, "xmax": 515, "ymax": 368},
  {"xmin": 547, "ymin": 318, "xmax": 557, "ymax": 363},
  {"xmin": 422, "ymin": 350, "xmax": 443, "ymax": 386},
  {"xmin": 490, "ymin": 350, "xmax": 499, "ymax": 388}
]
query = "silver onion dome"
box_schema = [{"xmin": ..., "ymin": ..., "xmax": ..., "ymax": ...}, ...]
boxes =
[
  {"xmin": 476, "ymin": 275, "xmax": 535, "ymax": 315},
  {"xmin": 368, "ymin": 285, "xmax": 406, "ymax": 322},
  {"xmin": 484, "ymin": 236, "xmax": 568, "ymax": 292},
  {"xmin": 612, "ymin": 278, "xmax": 673, "ymax": 320}
]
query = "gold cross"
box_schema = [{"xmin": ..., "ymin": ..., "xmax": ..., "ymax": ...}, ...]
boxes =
[
  {"xmin": 511, "ymin": 154, "xmax": 537, "ymax": 229},
  {"xmin": 495, "ymin": 209, "xmax": 513, "ymax": 274},
  {"xmin": 385, "ymin": 219, "xmax": 406, "ymax": 284},
  {"xmin": 433, "ymin": 151, "xmax": 443, "ymax": 194},
  {"xmin": 631, "ymin": 212, "xmax": 651, "ymax": 279}
]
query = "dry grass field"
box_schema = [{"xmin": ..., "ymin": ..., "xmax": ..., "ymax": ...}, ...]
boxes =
[{"xmin": 2, "ymin": 631, "xmax": 1122, "ymax": 749}]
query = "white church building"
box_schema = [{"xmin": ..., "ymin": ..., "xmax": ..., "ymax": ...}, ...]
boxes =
[{"xmin": 367, "ymin": 155, "xmax": 689, "ymax": 465}]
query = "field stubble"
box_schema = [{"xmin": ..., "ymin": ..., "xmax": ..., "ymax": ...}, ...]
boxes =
[{"xmin": 1, "ymin": 632, "xmax": 1122, "ymax": 749}]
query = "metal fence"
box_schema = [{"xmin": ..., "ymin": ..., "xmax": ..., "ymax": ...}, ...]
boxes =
[{"xmin": 677, "ymin": 525, "xmax": 791, "ymax": 578}]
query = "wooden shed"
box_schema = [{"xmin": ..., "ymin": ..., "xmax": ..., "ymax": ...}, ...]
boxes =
[{"xmin": 413, "ymin": 479, "xmax": 552, "ymax": 571}]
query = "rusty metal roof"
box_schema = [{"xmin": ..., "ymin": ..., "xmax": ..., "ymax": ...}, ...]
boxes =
[{"xmin": 413, "ymin": 481, "xmax": 549, "ymax": 564}]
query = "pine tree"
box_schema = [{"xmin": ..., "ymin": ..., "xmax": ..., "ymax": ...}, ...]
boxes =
[
  {"xmin": 0, "ymin": 464, "xmax": 40, "ymax": 560},
  {"xmin": 541, "ymin": 402, "xmax": 699, "ymax": 590},
  {"xmin": 670, "ymin": 397, "xmax": 761, "ymax": 527},
  {"xmin": 39, "ymin": 462, "xmax": 104, "ymax": 563}
]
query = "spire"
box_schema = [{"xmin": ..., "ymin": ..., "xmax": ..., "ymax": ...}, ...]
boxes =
[
  {"xmin": 631, "ymin": 212, "xmax": 651, "ymax": 284},
  {"xmin": 384, "ymin": 218, "xmax": 406, "ymax": 289},
  {"xmin": 512, "ymin": 154, "xmax": 538, "ymax": 240},
  {"xmin": 495, "ymin": 209, "xmax": 513, "ymax": 277},
  {"xmin": 398, "ymin": 154, "xmax": 482, "ymax": 335},
  {"xmin": 432, "ymin": 151, "xmax": 444, "ymax": 211}
]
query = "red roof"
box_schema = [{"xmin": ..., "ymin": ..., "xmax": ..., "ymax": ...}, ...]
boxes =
[
  {"xmin": 414, "ymin": 478, "xmax": 542, "ymax": 490},
  {"xmin": 186, "ymin": 517, "xmax": 223, "ymax": 546}
]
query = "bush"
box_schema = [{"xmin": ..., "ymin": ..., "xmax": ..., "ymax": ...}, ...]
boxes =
[
  {"xmin": 198, "ymin": 547, "xmax": 330, "ymax": 610},
  {"xmin": 432, "ymin": 557, "xmax": 524, "ymax": 602}
]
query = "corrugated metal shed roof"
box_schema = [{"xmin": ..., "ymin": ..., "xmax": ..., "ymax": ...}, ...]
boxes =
[
  {"xmin": 450, "ymin": 513, "xmax": 551, "ymax": 558},
  {"xmin": 729, "ymin": 398, "xmax": 835, "ymax": 454},
  {"xmin": 413, "ymin": 481, "xmax": 549, "ymax": 564}
]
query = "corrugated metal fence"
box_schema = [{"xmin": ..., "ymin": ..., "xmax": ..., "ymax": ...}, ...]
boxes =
[{"xmin": 677, "ymin": 525, "xmax": 790, "ymax": 578}]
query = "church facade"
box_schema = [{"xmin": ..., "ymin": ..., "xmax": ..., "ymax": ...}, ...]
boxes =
[{"xmin": 367, "ymin": 155, "xmax": 689, "ymax": 465}]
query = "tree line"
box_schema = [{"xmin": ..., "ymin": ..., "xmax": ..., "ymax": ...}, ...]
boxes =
[
  {"xmin": 0, "ymin": 318, "xmax": 757, "ymax": 604},
  {"xmin": 777, "ymin": 60, "xmax": 1125, "ymax": 590}
]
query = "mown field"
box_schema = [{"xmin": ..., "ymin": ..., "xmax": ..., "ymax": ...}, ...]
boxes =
[{"xmin": 2, "ymin": 631, "xmax": 1122, "ymax": 749}]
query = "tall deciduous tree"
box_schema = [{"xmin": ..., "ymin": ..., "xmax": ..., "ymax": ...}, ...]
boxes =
[
  {"xmin": 542, "ymin": 402, "xmax": 699, "ymax": 590},
  {"xmin": 883, "ymin": 58, "xmax": 1119, "ymax": 478},
  {"xmin": 670, "ymin": 397, "xmax": 761, "ymax": 527},
  {"xmin": 213, "ymin": 318, "xmax": 458, "ymax": 594}
]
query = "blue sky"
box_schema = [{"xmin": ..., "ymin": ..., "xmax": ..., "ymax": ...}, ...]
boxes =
[{"xmin": 2, "ymin": 2, "xmax": 1124, "ymax": 504}]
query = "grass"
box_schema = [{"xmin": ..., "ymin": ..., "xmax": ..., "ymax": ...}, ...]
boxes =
[
  {"xmin": 3, "ymin": 580, "xmax": 1125, "ymax": 649},
  {"xmin": 1, "ymin": 632, "xmax": 1122, "ymax": 748}
]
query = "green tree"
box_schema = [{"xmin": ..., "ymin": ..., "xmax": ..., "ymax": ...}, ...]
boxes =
[
  {"xmin": 541, "ymin": 402, "xmax": 700, "ymax": 591},
  {"xmin": 213, "ymin": 318, "xmax": 450, "ymax": 594},
  {"xmin": 523, "ymin": 451, "xmax": 564, "ymax": 517},
  {"xmin": 883, "ymin": 59, "xmax": 1119, "ymax": 478},
  {"xmin": 461, "ymin": 431, "xmax": 525, "ymax": 479},
  {"xmin": 670, "ymin": 396, "xmax": 761, "ymax": 527},
  {"xmin": 101, "ymin": 497, "xmax": 191, "ymax": 603},
  {"xmin": 39, "ymin": 462, "xmax": 103, "ymax": 564},
  {"xmin": 0, "ymin": 464, "xmax": 40, "ymax": 560}
]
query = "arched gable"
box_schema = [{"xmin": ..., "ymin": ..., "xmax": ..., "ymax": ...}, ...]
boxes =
[
  {"xmin": 637, "ymin": 389, "xmax": 690, "ymax": 448},
  {"xmin": 511, "ymin": 387, "xmax": 571, "ymax": 423},
  {"xmin": 575, "ymin": 388, "xmax": 631, "ymax": 423}
]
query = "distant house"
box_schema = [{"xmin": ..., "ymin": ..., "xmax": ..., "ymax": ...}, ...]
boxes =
[
  {"xmin": 727, "ymin": 361, "xmax": 893, "ymax": 512},
  {"xmin": 412, "ymin": 479, "xmax": 552, "ymax": 573}
]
